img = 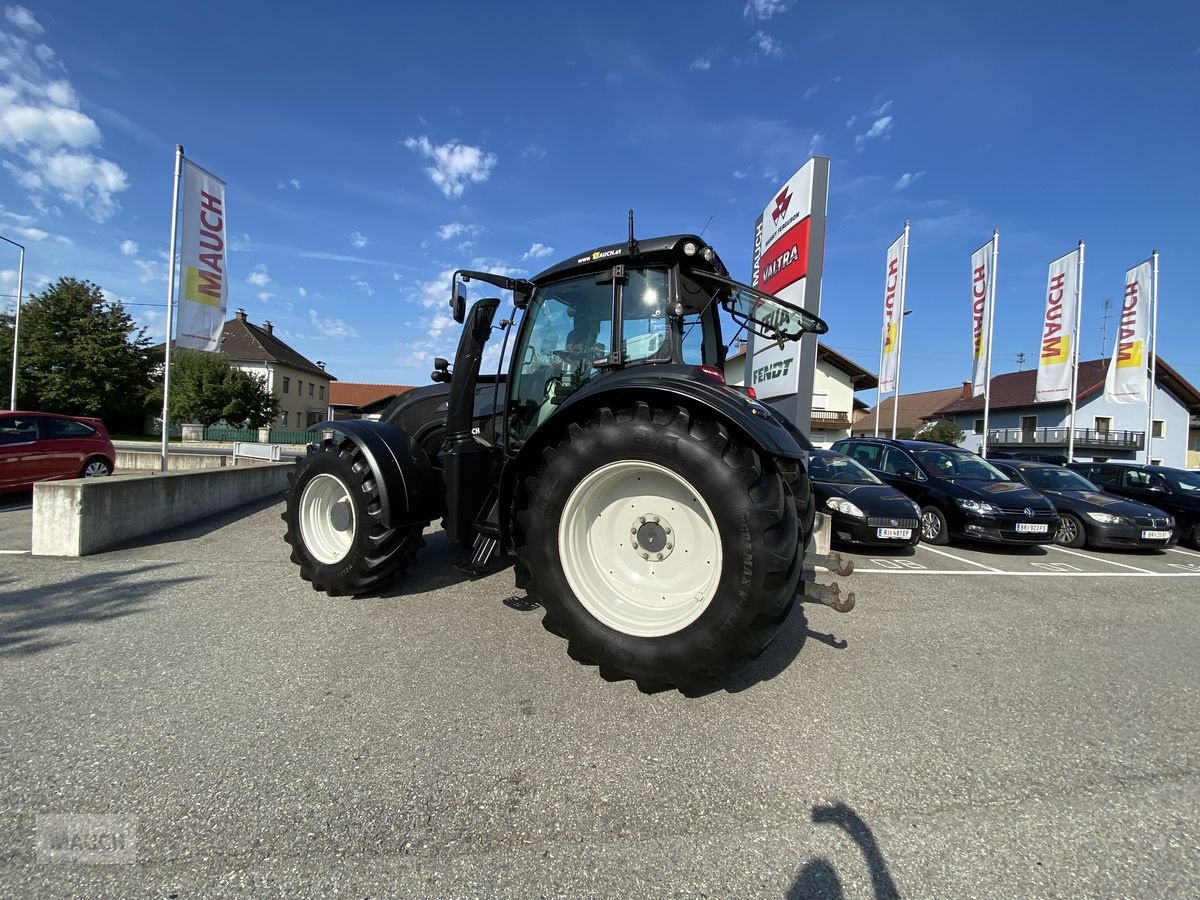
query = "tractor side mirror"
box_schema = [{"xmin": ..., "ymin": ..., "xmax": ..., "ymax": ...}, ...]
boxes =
[{"xmin": 451, "ymin": 281, "xmax": 467, "ymax": 323}]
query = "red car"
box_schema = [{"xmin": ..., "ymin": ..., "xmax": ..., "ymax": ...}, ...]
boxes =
[{"xmin": 0, "ymin": 411, "xmax": 116, "ymax": 493}]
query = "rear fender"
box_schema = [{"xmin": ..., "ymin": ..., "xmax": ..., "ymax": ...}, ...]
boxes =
[{"xmin": 307, "ymin": 419, "xmax": 443, "ymax": 527}]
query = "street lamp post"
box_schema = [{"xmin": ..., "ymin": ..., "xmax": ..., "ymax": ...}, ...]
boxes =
[{"xmin": 1, "ymin": 234, "xmax": 26, "ymax": 411}]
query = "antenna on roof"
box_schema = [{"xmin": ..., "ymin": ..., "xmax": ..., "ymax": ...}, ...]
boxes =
[
  {"xmin": 627, "ymin": 208, "xmax": 638, "ymax": 257},
  {"xmin": 699, "ymin": 215, "xmax": 713, "ymax": 239}
]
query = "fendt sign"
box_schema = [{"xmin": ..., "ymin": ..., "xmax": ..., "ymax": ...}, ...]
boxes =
[{"xmin": 746, "ymin": 158, "xmax": 830, "ymax": 412}]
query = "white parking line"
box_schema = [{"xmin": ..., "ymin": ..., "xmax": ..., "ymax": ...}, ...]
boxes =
[
  {"xmin": 1167, "ymin": 547, "xmax": 1200, "ymax": 559},
  {"xmin": 0, "ymin": 549, "xmax": 30, "ymax": 555},
  {"xmin": 1048, "ymin": 545, "xmax": 1153, "ymax": 573},
  {"xmin": 851, "ymin": 568, "xmax": 1200, "ymax": 577},
  {"xmin": 916, "ymin": 545, "xmax": 1003, "ymax": 573}
]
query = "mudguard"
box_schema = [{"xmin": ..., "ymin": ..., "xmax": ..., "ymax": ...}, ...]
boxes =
[
  {"xmin": 498, "ymin": 366, "xmax": 812, "ymax": 547},
  {"xmin": 307, "ymin": 419, "xmax": 443, "ymax": 528}
]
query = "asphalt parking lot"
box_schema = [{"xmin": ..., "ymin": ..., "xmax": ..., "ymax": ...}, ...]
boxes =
[{"xmin": 1, "ymin": 500, "xmax": 1197, "ymax": 897}]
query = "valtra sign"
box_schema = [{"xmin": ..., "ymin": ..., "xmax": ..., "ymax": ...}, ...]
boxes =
[{"xmin": 754, "ymin": 167, "xmax": 815, "ymax": 296}]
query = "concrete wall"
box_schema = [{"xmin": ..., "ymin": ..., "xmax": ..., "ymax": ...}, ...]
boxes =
[{"xmin": 32, "ymin": 462, "xmax": 290, "ymax": 556}]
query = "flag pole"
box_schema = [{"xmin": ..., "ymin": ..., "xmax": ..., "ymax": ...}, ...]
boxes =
[
  {"xmin": 980, "ymin": 230, "xmax": 999, "ymax": 459},
  {"xmin": 160, "ymin": 144, "xmax": 184, "ymax": 472},
  {"xmin": 891, "ymin": 220, "xmax": 910, "ymax": 438},
  {"xmin": 1144, "ymin": 249, "xmax": 1159, "ymax": 463},
  {"xmin": 1067, "ymin": 240, "xmax": 1085, "ymax": 462}
]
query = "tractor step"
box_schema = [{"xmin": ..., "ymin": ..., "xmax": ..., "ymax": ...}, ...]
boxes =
[{"xmin": 454, "ymin": 534, "xmax": 499, "ymax": 577}]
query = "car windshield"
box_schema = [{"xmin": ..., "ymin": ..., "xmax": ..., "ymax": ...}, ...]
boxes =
[
  {"xmin": 685, "ymin": 269, "xmax": 828, "ymax": 342},
  {"xmin": 808, "ymin": 453, "xmax": 882, "ymax": 485},
  {"xmin": 912, "ymin": 448, "xmax": 1009, "ymax": 482},
  {"xmin": 1021, "ymin": 467, "xmax": 1097, "ymax": 492},
  {"xmin": 1161, "ymin": 469, "xmax": 1200, "ymax": 493}
]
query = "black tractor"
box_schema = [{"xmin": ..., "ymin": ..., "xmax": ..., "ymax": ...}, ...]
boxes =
[{"xmin": 283, "ymin": 225, "xmax": 845, "ymax": 692}]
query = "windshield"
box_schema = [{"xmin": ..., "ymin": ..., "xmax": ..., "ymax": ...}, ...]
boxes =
[
  {"xmin": 808, "ymin": 453, "xmax": 882, "ymax": 485},
  {"xmin": 1161, "ymin": 469, "xmax": 1200, "ymax": 493},
  {"xmin": 912, "ymin": 448, "xmax": 1010, "ymax": 482},
  {"xmin": 685, "ymin": 269, "xmax": 827, "ymax": 342},
  {"xmin": 1021, "ymin": 467, "xmax": 1098, "ymax": 492}
]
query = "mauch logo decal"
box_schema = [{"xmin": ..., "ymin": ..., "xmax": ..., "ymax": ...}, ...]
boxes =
[{"xmin": 771, "ymin": 186, "xmax": 792, "ymax": 225}]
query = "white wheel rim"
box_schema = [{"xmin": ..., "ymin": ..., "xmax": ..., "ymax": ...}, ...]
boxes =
[
  {"xmin": 921, "ymin": 511, "xmax": 940, "ymax": 540},
  {"xmin": 299, "ymin": 473, "xmax": 357, "ymax": 565},
  {"xmin": 558, "ymin": 460, "xmax": 722, "ymax": 638},
  {"xmin": 83, "ymin": 461, "xmax": 108, "ymax": 477}
]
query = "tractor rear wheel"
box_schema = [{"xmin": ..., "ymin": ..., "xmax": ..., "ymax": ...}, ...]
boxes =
[
  {"xmin": 282, "ymin": 437, "xmax": 424, "ymax": 596},
  {"xmin": 515, "ymin": 403, "xmax": 802, "ymax": 692}
]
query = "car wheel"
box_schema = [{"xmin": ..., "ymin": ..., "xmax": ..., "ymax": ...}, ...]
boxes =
[
  {"xmin": 1055, "ymin": 512, "xmax": 1087, "ymax": 549},
  {"xmin": 919, "ymin": 505, "xmax": 949, "ymax": 545},
  {"xmin": 81, "ymin": 458, "xmax": 112, "ymax": 477},
  {"xmin": 1191, "ymin": 523, "xmax": 1200, "ymax": 550}
]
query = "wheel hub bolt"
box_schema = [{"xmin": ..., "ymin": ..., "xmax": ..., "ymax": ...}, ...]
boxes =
[{"xmin": 632, "ymin": 515, "xmax": 674, "ymax": 561}]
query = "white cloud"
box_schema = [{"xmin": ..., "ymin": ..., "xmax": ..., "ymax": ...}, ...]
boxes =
[
  {"xmin": 893, "ymin": 170, "xmax": 926, "ymax": 191},
  {"xmin": 803, "ymin": 84, "xmax": 820, "ymax": 99},
  {"xmin": 352, "ymin": 276, "xmax": 374, "ymax": 296},
  {"xmin": 0, "ymin": 24, "xmax": 130, "ymax": 221},
  {"xmin": 427, "ymin": 311, "xmax": 454, "ymax": 339},
  {"xmin": 134, "ymin": 259, "xmax": 164, "ymax": 284},
  {"xmin": 751, "ymin": 31, "xmax": 782, "ymax": 58},
  {"xmin": 855, "ymin": 115, "xmax": 894, "ymax": 146},
  {"xmin": 256, "ymin": 291, "xmax": 274, "ymax": 302},
  {"xmin": 308, "ymin": 309, "xmax": 357, "ymax": 339},
  {"xmin": 297, "ymin": 286, "xmax": 307, "ymax": 297},
  {"xmin": 732, "ymin": 169, "xmax": 748, "ymax": 179},
  {"xmin": 350, "ymin": 230, "xmax": 368, "ymax": 249},
  {"xmin": 872, "ymin": 99, "xmax": 894, "ymax": 116},
  {"xmin": 436, "ymin": 221, "xmax": 477, "ymax": 241},
  {"xmin": 845, "ymin": 114, "xmax": 857, "ymax": 128},
  {"xmin": 276, "ymin": 177, "xmax": 301, "ymax": 190},
  {"xmin": 7, "ymin": 224, "xmax": 43, "ymax": 240},
  {"xmin": 403, "ymin": 134, "xmax": 497, "ymax": 198},
  {"xmin": 521, "ymin": 242, "xmax": 554, "ymax": 261},
  {"xmin": 689, "ymin": 57, "xmax": 712, "ymax": 71},
  {"xmin": 4, "ymin": 5, "xmax": 42, "ymax": 34},
  {"xmin": 246, "ymin": 265, "xmax": 271, "ymax": 287},
  {"xmin": 119, "ymin": 239, "xmax": 138, "ymax": 256},
  {"xmin": 520, "ymin": 143, "xmax": 547, "ymax": 160},
  {"xmin": 457, "ymin": 240, "xmax": 474, "ymax": 252},
  {"xmin": 744, "ymin": 0, "xmax": 792, "ymax": 20}
]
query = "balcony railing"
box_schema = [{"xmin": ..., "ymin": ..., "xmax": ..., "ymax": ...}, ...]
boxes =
[
  {"xmin": 987, "ymin": 426, "xmax": 1144, "ymax": 451},
  {"xmin": 810, "ymin": 409, "xmax": 852, "ymax": 429}
]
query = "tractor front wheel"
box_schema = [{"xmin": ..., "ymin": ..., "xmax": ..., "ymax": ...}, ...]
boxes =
[
  {"xmin": 282, "ymin": 437, "xmax": 424, "ymax": 596},
  {"xmin": 516, "ymin": 403, "xmax": 802, "ymax": 692}
]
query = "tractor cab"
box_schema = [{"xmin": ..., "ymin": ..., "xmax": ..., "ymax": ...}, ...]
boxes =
[{"xmin": 452, "ymin": 233, "xmax": 827, "ymax": 451}]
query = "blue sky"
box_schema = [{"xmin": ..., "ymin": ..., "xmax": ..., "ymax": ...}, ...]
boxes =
[{"xmin": 1, "ymin": 1, "xmax": 1198, "ymax": 396}]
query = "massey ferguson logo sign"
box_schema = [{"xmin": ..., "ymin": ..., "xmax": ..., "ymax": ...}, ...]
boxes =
[{"xmin": 771, "ymin": 187, "xmax": 792, "ymax": 225}]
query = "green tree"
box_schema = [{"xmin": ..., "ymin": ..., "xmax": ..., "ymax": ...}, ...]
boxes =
[
  {"xmin": 167, "ymin": 349, "xmax": 279, "ymax": 428},
  {"xmin": 1, "ymin": 278, "xmax": 155, "ymax": 428},
  {"xmin": 921, "ymin": 419, "xmax": 966, "ymax": 446}
]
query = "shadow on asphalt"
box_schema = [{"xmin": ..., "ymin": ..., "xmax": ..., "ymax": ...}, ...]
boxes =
[
  {"xmin": 375, "ymin": 531, "xmax": 517, "ymax": 597},
  {"xmin": 788, "ymin": 802, "xmax": 901, "ymax": 900},
  {"xmin": 0, "ymin": 565, "xmax": 202, "ymax": 657},
  {"xmin": 0, "ymin": 490, "xmax": 33, "ymax": 511}
]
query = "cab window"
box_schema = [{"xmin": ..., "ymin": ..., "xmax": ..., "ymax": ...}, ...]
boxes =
[{"xmin": 620, "ymin": 268, "xmax": 670, "ymax": 363}]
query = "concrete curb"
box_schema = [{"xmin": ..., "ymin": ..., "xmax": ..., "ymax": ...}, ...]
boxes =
[{"xmin": 32, "ymin": 462, "xmax": 292, "ymax": 556}]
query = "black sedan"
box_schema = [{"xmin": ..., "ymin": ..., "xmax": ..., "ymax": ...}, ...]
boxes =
[
  {"xmin": 808, "ymin": 449, "xmax": 922, "ymax": 547},
  {"xmin": 992, "ymin": 461, "xmax": 1176, "ymax": 550}
]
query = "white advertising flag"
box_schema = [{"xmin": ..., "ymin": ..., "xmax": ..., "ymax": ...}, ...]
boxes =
[
  {"xmin": 969, "ymin": 238, "xmax": 994, "ymax": 398},
  {"xmin": 1104, "ymin": 260, "xmax": 1152, "ymax": 404},
  {"xmin": 176, "ymin": 160, "xmax": 228, "ymax": 351},
  {"xmin": 878, "ymin": 233, "xmax": 905, "ymax": 393},
  {"xmin": 1034, "ymin": 248, "xmax": 1080, "ymax": 402}
]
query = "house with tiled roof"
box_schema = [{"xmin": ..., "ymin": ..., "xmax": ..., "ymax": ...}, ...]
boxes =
[
  {"xmin": 329, "ymin": 383, "xmax": 415, "ymax": 420},
  {"xmin": 218, "ymin": 309, "xmax": 336, "ymax": 430},
  {"xmin": 852, "ymin": 386, "xmax": 966, "ymax": 438},
  {"xmin": 927, "ymin": 356, "xmax": 1200, "ymax": 467}
]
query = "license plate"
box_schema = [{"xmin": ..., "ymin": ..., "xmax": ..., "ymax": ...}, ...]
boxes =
[
  {"xmin": 1141, "ymin": 530, "xmax": 1172, "ymax": 540},
  {"xmin": 876, "ymin": 527, "xmax": 912, "ymax": 540},
  {"xmin": 1015, "ymin": 523, "xmax": 1049, "ymax": 534}
]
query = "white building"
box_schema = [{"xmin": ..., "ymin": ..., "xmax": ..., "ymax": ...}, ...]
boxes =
[
  {"xmin": 724, "ymin": 342, "xmax": 877, "ymax": 448},
  {"xmin": 931, "ymin": 356, "xmax": 1200, "ymax": 468}
]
